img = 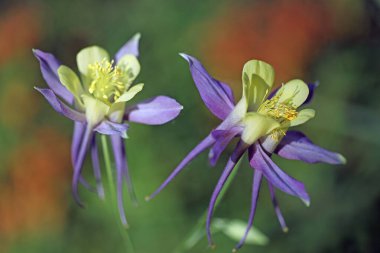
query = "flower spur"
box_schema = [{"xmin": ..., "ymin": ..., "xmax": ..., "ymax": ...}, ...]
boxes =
[
  {"xmin": 34, "ymin": 34, "xmax": 183, "ymax": 226},
  {"xmin": 147, "ymin": 54, "xmax": 345, "ymax": 250}
]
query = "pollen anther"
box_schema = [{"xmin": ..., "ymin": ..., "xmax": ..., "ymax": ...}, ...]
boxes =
[
  {"xmin": 88, "ymin": 58, "xmax": 127, "ymax": 104},
  {"xmin": 259, "ymin": 94, "xmax": 298, "ymax": 121}
]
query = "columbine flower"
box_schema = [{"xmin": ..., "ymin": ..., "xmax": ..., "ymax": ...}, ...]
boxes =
[
  {"xmin": 34, "ymin": 34, "xmax": 183, "ymax": 226},
  {"xmin": 147, "ymin": 54, "xmax": 345, "ymax": 250}
]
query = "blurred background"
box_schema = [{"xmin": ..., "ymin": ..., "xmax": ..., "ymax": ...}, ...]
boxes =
[{"xmin": 0, "ymin": 0, "xmax": 379, "ymax": 252}]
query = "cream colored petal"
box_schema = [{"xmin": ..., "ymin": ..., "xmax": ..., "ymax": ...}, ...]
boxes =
[
  {"xmin": 76, "ymin": 46, "xmax": 110, "ymax": 76},
  {"xmin": 115, "ymin": 83, "xmax": 144, "ymax": 103},
  {"xmin": 108, "ymin": 102, "xmax": 125, "ymax": 123},
  {"xmin": 117, "ymin": 54, "xmax": 140, "ymax": 82},
  {"xmin": 57, "ymin": 65, "xmax": 84, "ymax": 100},
  {"xmin": 108, "ymin": 83, "xmax": 144, "ymax": 121},
  {"xmin": 241, "ymin": 112, "xmax": 281, "ymax": 145},
  {"xmin": 242, "ymin": 60, "xmax": 275, "ymax": 110},
  {"xmin": 277, "ymin": 79, "xmax": 309, "ymax": 108},
  {"xmin": 290, "ymin": 109, "xmax": 315, "ymax": 127},
  {"xmin": 82, "ymin": 94, "xmax": 109, "ymax": 126}
]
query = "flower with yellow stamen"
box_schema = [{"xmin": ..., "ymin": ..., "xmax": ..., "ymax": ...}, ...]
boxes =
[
  {"xmin": 147, "ymin": 54, "xmax": 345, "ymax": 251},
  {"xmin": 33, "ymin": 34, "xmax": 183, "ymax": 226}
]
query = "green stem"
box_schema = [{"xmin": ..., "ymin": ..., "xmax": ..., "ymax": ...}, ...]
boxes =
[
  {"xmin": 101, "ymin": 135, "xmax": 136, "ymax": 253},
  {"xmin": 174, "ymin": 157, "xmax": 243, "ymax": 253}
]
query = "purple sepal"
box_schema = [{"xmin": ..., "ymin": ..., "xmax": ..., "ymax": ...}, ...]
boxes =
[
  {"xmin": 268, "ymin": 183, "xmax": 288, "ymax": 232},
  {"xmin": 35, "ymin": 87, "xmax": 86, "ymax": 122},
  {"xmin": 71, "ymin": 122, "xmax": 97, "ymax": 193},
  {"xmin": 111, "ymin": 135, "xmax": 139, "ymax": 227},
  {"xmin": 147, "ymin": 134, "xmax": 215, "ymax": 200},
  {"xmin": 219, "ymin": 81, "xmax": 235, "ymax": 106},
  {"xmin": 115, "ymin": 33, "xmax": 140, "ymax": 62},
  {"xmin": 124, "ymin": 96, "xmax": 182, "ymax": 125},
  {"xmin": 111, "ymin": 135, "xmax": 128, "ymax": 226},
  {"xmin": 249, "ymin": 143, "xmax": 310, "ymax": 205},
  {"xmin": 72, "ymin": 126, "xmax": 94, "ymax": 207},
  {"xmin": 206, "ymin": 141, "xmax": 247, "ymax": 246},
  {"xmin": 275, "ymin": 131, "xmax": 345, "ymax": 165},
  {"xmin": 209, "ymin": 126, "xmax": 242, "ymax": 166},
  {"xmin": 72, "ymin": 122, "xmax": 85, "ymax": 166},
  {"xmin": 93, "ymin": 120, "xmax": 129, "ymax": 138},
  {"xmin": 234, "ymin": 170, "xmax": 263, "ymax": 250},
  {"xmin": 91, "ymin": 136, "xmax": 105, "ymax": 199},
  {"xmin": 180, "ymin": 54, "xmax": 235, "ymax": 120},
  {"xmin": 79, "ymin": 176, "xmax": 96, "ymax": 193},
  {"xmin": 33, "ymin": 49, "xmax": 73, "ymax": 104},
  {"xmin": 116, "ymin": 153, "xmax": 128, "ymax": 227}
]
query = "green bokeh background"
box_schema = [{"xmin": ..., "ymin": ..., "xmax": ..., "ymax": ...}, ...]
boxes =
[{"xmin": 0, "ymin": 0, "xmax": 379, "ymax": 252}]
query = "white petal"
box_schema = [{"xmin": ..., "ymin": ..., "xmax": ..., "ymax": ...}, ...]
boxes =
[
  {"xmin": 57, "ymin": 65, "xmax": 84, "ymax": 104},
  {"xmin": 82, "ymin": 94, "xmax": 109, "ymax": 126},
  {"xmin": 290, "ymin": 108, "xmax": 315, "ymax": 126},
  {"xmin": 115, "ymin": 83, "xmax": 144, "ymax": 103},
  {"xmin": 108, "ymin": 83, "xmax": 145, "ymax": 122},
  {"xmin": 242, "ymin": 60, "xmax": 275, "ymax": 110},
  {"xmin": 241, "ymin": 112, "xmax": 280, "ymax": 145},
  {"xmin": 76, "ymin": 46, "xmax": 110, "ymax": 76},
  {"xmin": 117, "ymin": 54, "xmax": 141, "ymax": 81},
  {"xmin": 277, "ymin": 79, "xmax": 309, "ymax": 108}
]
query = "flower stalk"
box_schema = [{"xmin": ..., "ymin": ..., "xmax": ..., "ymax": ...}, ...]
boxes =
[
  {"xmin": 101, "ymin": 135, "xmax": 136, "ymax": 253},
  {"xmin": 174, "ymin": 158, "xmax": 243, "ymax": 253}
]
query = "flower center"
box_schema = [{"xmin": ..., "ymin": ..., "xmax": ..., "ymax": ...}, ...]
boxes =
[
  {"xmin": 258, "ymin": 93, "xmax": 298, "ymax": 141},
  {"xmin": 258, "ymin": 94, "xmax": 298, "ymax": 122},
  {"xmin": 88, "ymin": 59, "xmax": 126, "ymax": 104}
]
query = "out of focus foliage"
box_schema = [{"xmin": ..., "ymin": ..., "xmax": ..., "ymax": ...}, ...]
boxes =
[{"xmin": 0, "ymin": 0, "xmax": 379, "ymax": 252}]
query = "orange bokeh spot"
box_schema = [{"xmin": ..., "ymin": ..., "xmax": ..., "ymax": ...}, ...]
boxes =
[
  {"xmin": 0, "ymin": 128, "xmax": 70, "ymax": 244},
  {"xmin": 200, "ymin": 0, "xmax": 364, "ymax": 89},
  {"xmin": 0, "ymin": 5, "xmax": 41, "ymax": 65}
]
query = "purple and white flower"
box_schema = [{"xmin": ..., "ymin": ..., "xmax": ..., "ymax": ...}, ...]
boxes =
[
  {"xmin": 147, "ymin": 54, "xmax": 345, "ymax": 250},
  {"xmin": 34, "ymin": 34, "xmax": 183, "ymax": 226}
]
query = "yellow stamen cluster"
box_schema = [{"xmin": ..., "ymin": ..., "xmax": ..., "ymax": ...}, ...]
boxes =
[
  {"xmin": 259, "ymin": 94, "xmax": 298, "ymax": 122},
  {"xmin": 88, "ymin": 59, "xmax": 126, "ymax": 104},
  {"xmin": 258, "ymin": 93, "xmax": 298, "ymax": 141}
]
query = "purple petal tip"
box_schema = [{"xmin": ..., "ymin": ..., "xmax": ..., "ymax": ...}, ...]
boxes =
[
  {"xmin": 179, "ymin": 53, "xmax": 235, "ymax": 119},
  {"xmin": 99, "ymin": 189, "xmax": 105, "ymax": 200},
  {"xmin": 32, "ymin": 48, "xmax": 40, "ymax": 56},
  {"xmin": 179, "ymin": 53, "xmax": 190, "ymax": 61},
  {"xmin": 32, "ymin": 48, "xmax": 48, "ymax": 60},
  {"xmin": 338, "ymin": 154, "xmax": 347, "ymax": 164}
]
